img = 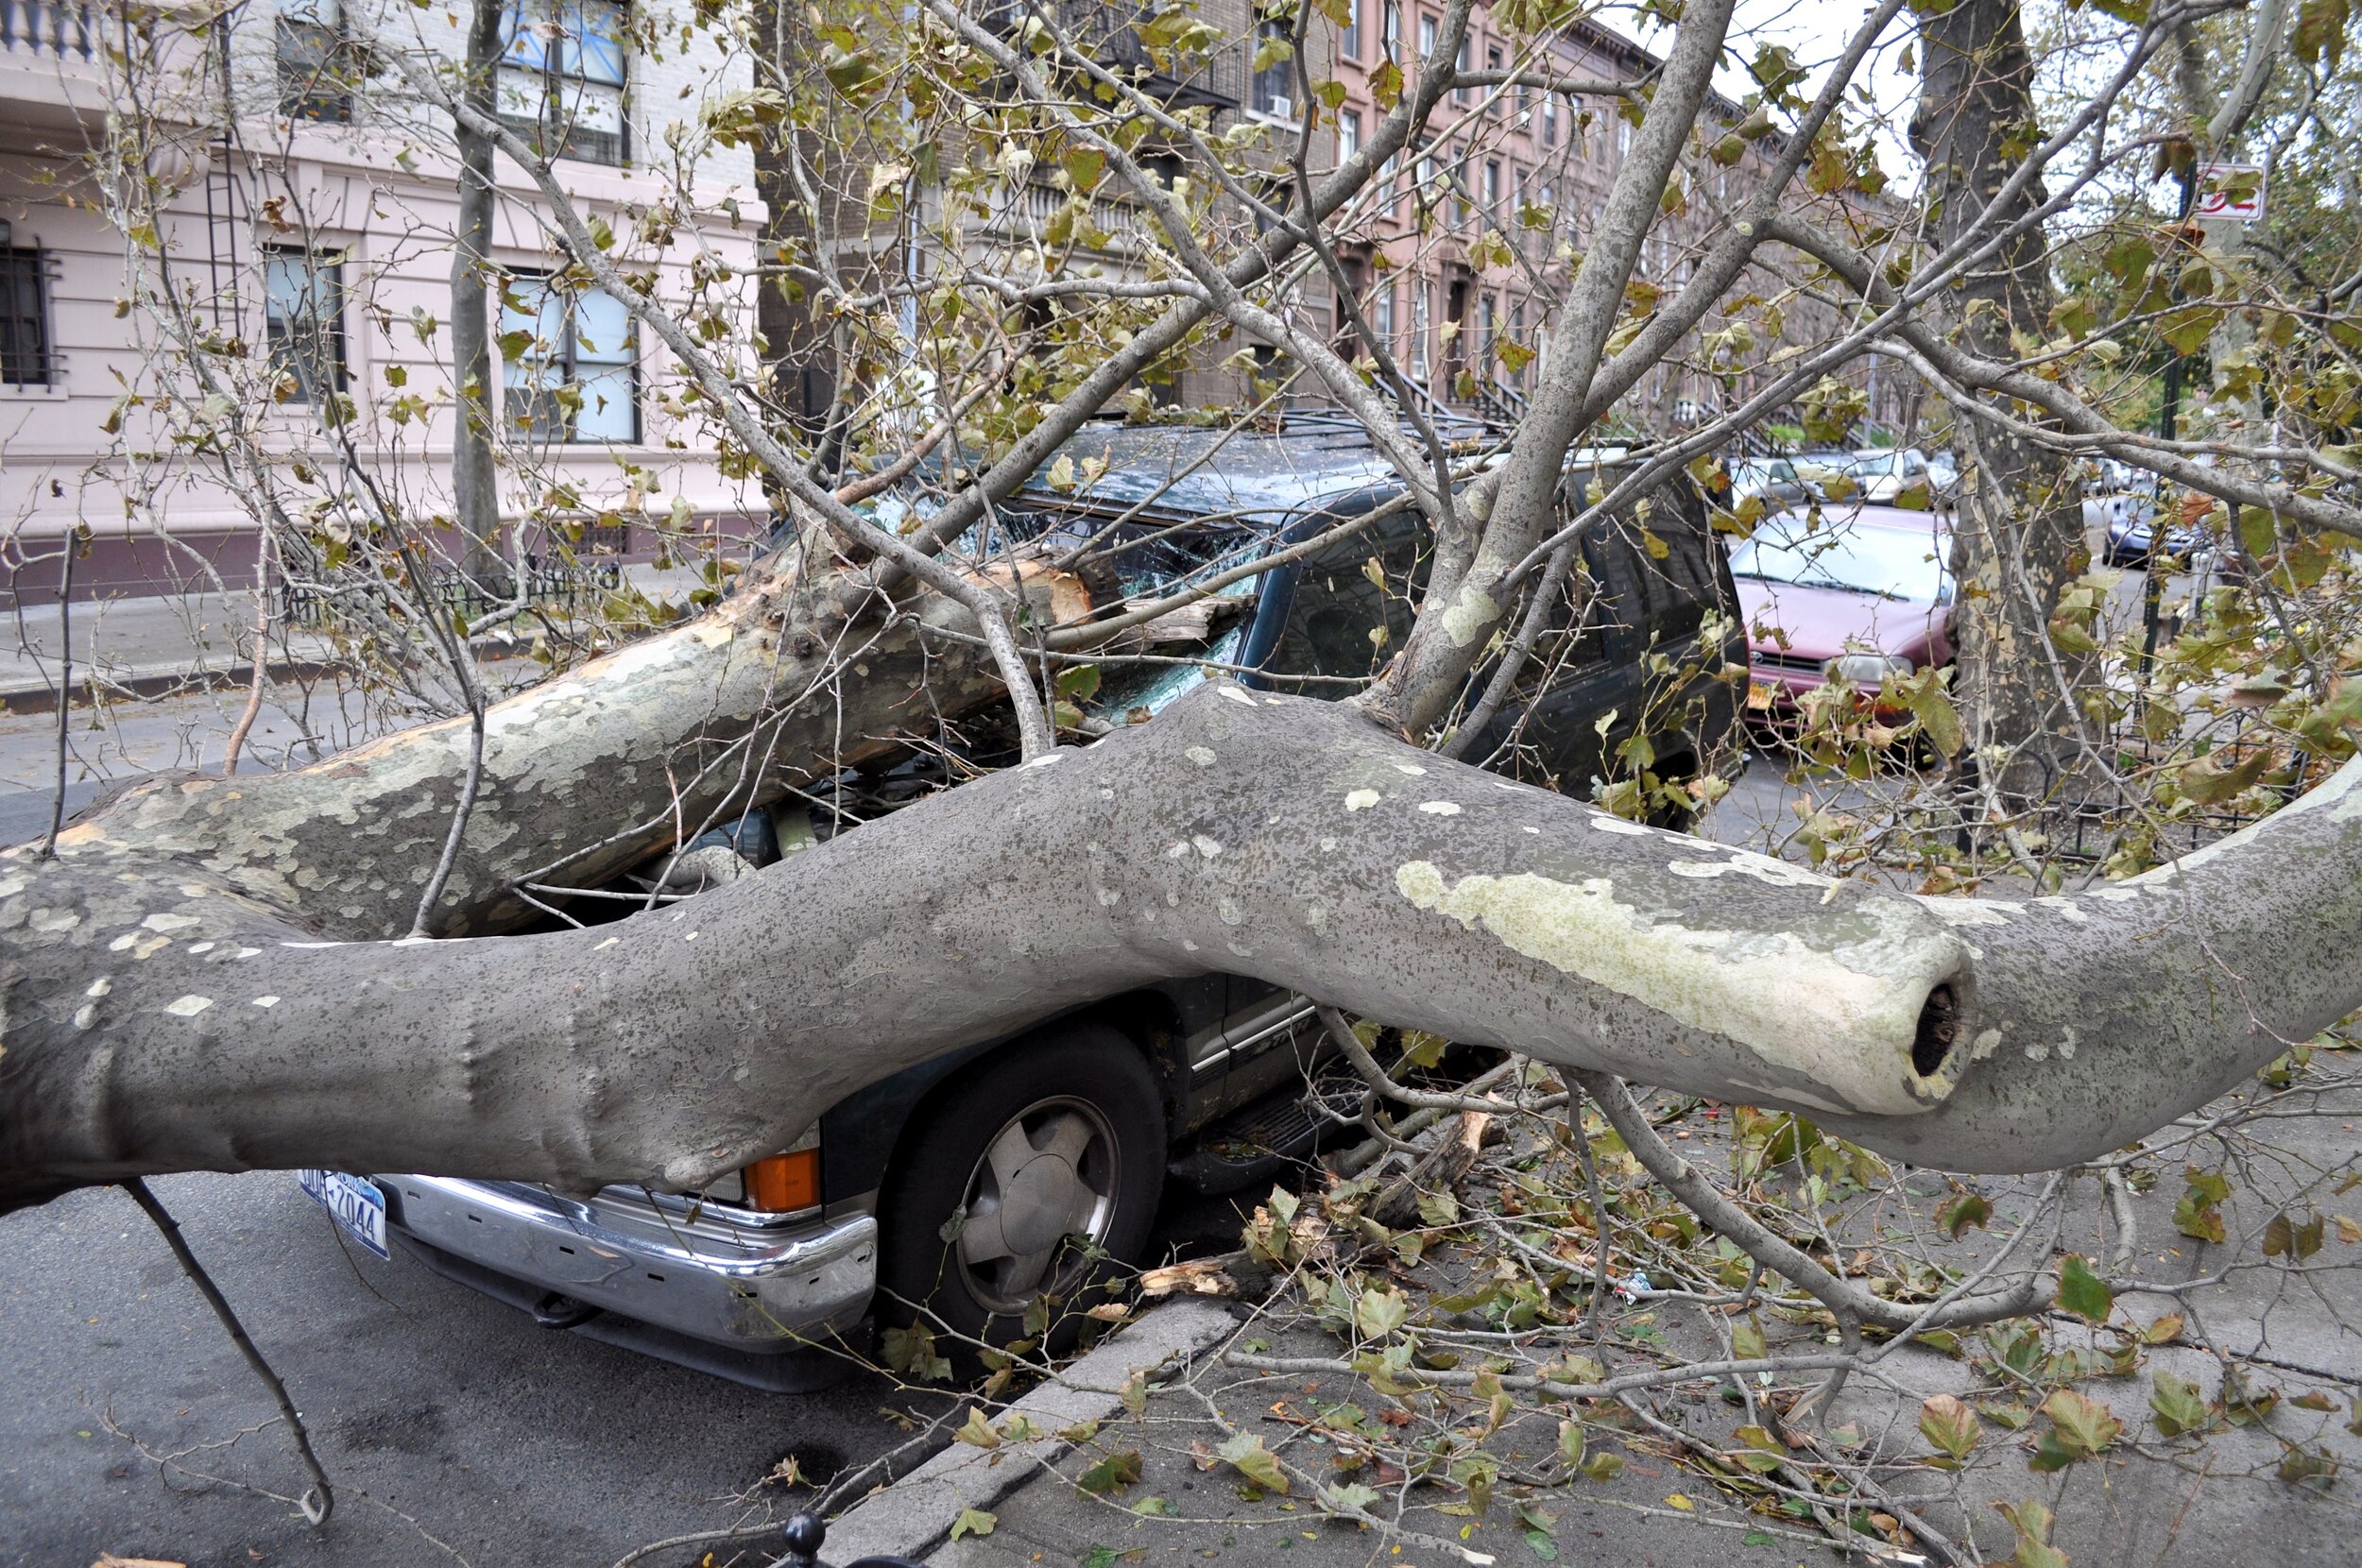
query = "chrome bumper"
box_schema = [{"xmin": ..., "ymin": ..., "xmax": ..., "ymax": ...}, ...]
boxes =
[{"xmin": 378, "ymin": 1174, "xmax": 877, "ymax": 1352}]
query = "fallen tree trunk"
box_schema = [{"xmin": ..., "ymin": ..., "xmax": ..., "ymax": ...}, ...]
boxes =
[
  {"xmin": 7, "ymin": 678, "xmax": 2359, "ymax": 1211},
  {"xmin": 51, "ymin": 543, "xmax": 1090, "ymax": 941}
]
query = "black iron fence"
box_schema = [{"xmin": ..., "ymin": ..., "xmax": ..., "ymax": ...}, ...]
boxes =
[{"xmin": 275, "ymin": 557, "xmax": 625, "ymax": 631}]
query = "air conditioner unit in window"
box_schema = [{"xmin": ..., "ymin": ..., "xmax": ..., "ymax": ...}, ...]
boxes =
[{"xmin": 1271, "ymin": 96, "xmax": 1292, "ymax": 118}]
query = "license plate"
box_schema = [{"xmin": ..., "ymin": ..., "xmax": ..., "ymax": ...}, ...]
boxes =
[
  {"xmin": 300, "ymin": 1169, "xmax": 388, "ymax": 1259},
  {"xmin": 1747, "ymin": 680, "xmax": 1777, "ymax": 710}
]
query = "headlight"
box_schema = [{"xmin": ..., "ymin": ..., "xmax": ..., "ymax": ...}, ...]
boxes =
[{"xmin": 1824, "ymin": 652, "xmax": 1914, "ymax": 688}]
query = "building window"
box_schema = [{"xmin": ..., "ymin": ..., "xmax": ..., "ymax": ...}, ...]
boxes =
[
  {"xmin": 502, "ymin": 274, "xmax": 639, "ymax": 443},
  {"xmin": 1411, "ymin": 281, "xmax": 1430, "ymax": 378},
  {"xmin": 500, "ymin": 0, "xmax": 628, "ymax": 167},
  {"xmin": 1251, "ymin": 16, "xmax": 1296, "ymax": 121},
  {"xmin": 1509, "ymin": 300, "xmax": 1526, "ymax": 388},
  {"xmin": 264, "ymin": 247, "xmax": 347, "ymax": 404},
  {"xmin": 1340, "ymin": 0, "xmax": 1361, "ymax": 60},
  {"xmin": 1540, "ymin": 92, "xmax": 1557, "ymax": 146},
  {"xmin": 1484, "ymin": 44, "xmax": 1501, "ymax": 111},
  {"xmin": 1417, "ymin": 13, "xmax": 1436, "ymax": 68},
  {"xmin": 1338, "ymin": 108, "xmax": 1361, "ymax": 167},
  {"xmin": 1617, "ymin": 116, "xmax": 1633, "ymax": 162},
  {"xmin": 0, "ymin": 241, "xmax": 54, "ymax": 387},
  {"xmin": 1374, "ymin": 282, "xmax": 1395, "ymax": 353},
  {"xmin": 277, "ymin": 0, "xmax": 354, "ymax": 123},
  {"xmin": 1480, "ymin": 294, "xmax": 1497, "ymax": 374},
  {"xmin": 1452, "ymin": 32, "xmax": 1470, "ymax": 106},
  {"xmin": 1379, "ymin": 152, "xmax": 1400, "ymax": 217},
  {"xmin": 1482, "ymin": 159, "xmax": 1500, "ymax": 229},
  {"xmin": 1380, "ymin": 0, "xmax": 1398, "ymax": 59}
]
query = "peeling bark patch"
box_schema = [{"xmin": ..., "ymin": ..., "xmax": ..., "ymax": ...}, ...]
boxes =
[
  {"xmin": 163, "ymin": 996, "xmax": 214, "ymax": 1018},
  {"xmin": 1216, "ymin": 686, "xmax": 1258, "ymax": 707},
  {"xmin": 1393, "ymin": 861, "xmax": 1963, "ymax": 1116},
  {"xmin": 1667, "ymin": 855, "xmax": 1830, "ymax": 889},
  {"xmin": 1588, "ymin": 817, "xmax": 1650, "ymax": 837},
  {"xmin": 1441, "ymin": 583, "xmax": 1498, "ymax": 647},
  {"xmin": 1192, "ymin": 836, "xmax": 1224, "ymax": 859},
  {"xmin": 1419, "ymin": 801, "xmax": 1463, "ymax": 816},
  {"xmin": 253, "ymin": 997, "xmax": 281, "ymax": 1008},
  {"xmin": 1344, "ymin": 790, "xmax": 1381, "ymax": 811},
  {"xmin": 1917, "ymin": 899, "xmax": 2015, "ymax": 927},
  {"xmin": 1185, "ymin": 746, "xmax": 1218, "ymax": 767},
  {"xmin": 1394, "ymin": 763, "xmax": 1428, "ymax": 776}
]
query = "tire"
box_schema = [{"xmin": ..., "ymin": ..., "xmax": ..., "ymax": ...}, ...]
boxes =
[{"xmin": 874, "ymin": 1024, "xmax": 1165, "ymax": 1370}]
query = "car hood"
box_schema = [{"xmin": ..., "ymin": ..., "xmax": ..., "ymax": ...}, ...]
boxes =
[{"xmin": 1736, "ymin": 579, "xmax": 1945, "ymax": 660}]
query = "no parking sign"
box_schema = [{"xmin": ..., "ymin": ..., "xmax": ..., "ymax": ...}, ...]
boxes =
[{"xmin": 2194, "ymin": 162, "xmax": 2266, "ymax": 224}]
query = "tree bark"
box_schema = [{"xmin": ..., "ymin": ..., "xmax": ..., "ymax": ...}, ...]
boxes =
[
  {"xmin": 1912, "ymin": 0, "xmax": 2097, "ymax": 801},
  {"xmin": 9, "ymin": 674, "xmax": 2362, "ymax": 1214},
  {"xmin": 45, "ymin": 543, "xmax": 1087, "ymax": 943},
  {"xmin": 450, "ymin": 0, "xmax": 505, "ymax": 585}
]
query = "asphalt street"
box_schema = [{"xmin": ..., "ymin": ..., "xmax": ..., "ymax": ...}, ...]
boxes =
[{"xmin": 0, "ymin": 1172, "xmax": 945, "ymax": 1568}]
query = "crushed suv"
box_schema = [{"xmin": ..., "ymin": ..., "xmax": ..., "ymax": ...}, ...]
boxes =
[{"xmin": 302, "ymin": 422, "xmax": 1745, "ymax": 1389}]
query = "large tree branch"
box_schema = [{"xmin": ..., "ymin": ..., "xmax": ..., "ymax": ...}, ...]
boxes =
[{"xmin": 9, "ymin": 681, "xmax": 2361, "ymax": 1212}]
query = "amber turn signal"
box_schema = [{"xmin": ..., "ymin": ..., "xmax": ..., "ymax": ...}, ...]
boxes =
[{"xmin": 743, "ymin": 1149, "xmax": 821, "ymax": 1213}]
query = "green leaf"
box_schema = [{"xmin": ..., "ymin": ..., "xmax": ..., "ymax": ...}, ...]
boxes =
[
  {"xmin": 1905, "ymin": 679, "xmax": 1964, "ymax": 758},
  {"xmin": 1064, "ymin": 146, "xmax": 1107, "ymax": 192},
  {"xmin": 2158, "ymin": 303, "xmax": 2222, "ymax": 356},
  {"xmin": 956, "ymin": 1406, "xmax": 1002, "ymax": 1449},
  {"xmin": 1354, "ymin": 1284, "xmax": 1410, "ymax": 1340},
  {"xmin": 1579, "ymin": 1450, "xmax": 1623, "ymax": 1482},
  {"xmin": 2150, "ymin": 1371, "xmax": 2212, "ymax": 1437},
  {"xmin": 1056, "ymin": 662, "xmax": 1102, "ymax": 702},
  {"xmin": 1997, "ymin": 1499, "xmax": 2070, "ymax": 1568},
  {"xmin": 1319, "ymin": 1481, "xmax": 1380, "ymax": 1515},
  {"xmin": 1919, "ymin": 1393, "xmax": 1982, "ymax": 1461},
  {"xmin": 1076, "ymin": 1448, "xmax": 1143, "ymax": 1495},
  {"xmin": 2054, "ymin": 1254, "xmax": 2114, "ymax": 1324},
  {"xmin": 2294, "ymin": 0, "xmax": 2350, "ymax": 68},
  {"xmin": 2179, "ymin": 747, "xmax": 2272, "ymax": 806},
  {"xmin": 2029, "ymin": 1389, "xmax": 2122, "ymax": 1470},
  {"xmin": 1937, "ymin": 1191, "xmax": 1991, "ymax": 1238},
  {"xmin": 1731, "ymin": 1318, "xmax": 1767, "ymax": 1361},
  {"xmin": 2263, "ymin": 1211, "xmax": 2326, "ymax": 1261},
  {"xmin": 950, "ymin": 1508, "xmax": 997, "ymax": 1541},
  {"xmin": 1218, "ymin": 1434, "xmax": 1290, "ymax": 1494}
]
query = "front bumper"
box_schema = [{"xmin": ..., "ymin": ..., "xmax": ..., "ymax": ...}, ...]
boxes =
[{"xmin": 377, "ymin": 1174, "xmax": 877, "ymax": 1365}]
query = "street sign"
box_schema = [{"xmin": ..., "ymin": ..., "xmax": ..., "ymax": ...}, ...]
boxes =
[{"xmin": 2193, "ymin": 162, "xmax": 2266, "ymax": 225}]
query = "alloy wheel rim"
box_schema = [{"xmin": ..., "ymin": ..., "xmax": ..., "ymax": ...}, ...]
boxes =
[{"xmin": 954, "ymin": 1096, "xmax": 1121, "ymax": 1313}]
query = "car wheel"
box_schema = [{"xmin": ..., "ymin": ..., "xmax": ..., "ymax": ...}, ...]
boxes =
[{"xmin": 875, "ymin": 1025, "xmax": 1164, "ymax": 1370}]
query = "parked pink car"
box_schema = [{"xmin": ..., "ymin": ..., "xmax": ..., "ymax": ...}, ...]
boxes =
[{"xmin": 1730, "ymin": 505, "xmax": 1955, "ymax": 715}]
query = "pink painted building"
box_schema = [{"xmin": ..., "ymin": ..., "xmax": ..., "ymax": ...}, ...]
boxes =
[{"xmin": 0, "ymin": 0, "xmax": 767, "ymax": 604}]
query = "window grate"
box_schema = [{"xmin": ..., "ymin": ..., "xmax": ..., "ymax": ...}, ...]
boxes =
[{"xmin": 0, "ymin": 247, "xmax": 55, "ymax": 387}]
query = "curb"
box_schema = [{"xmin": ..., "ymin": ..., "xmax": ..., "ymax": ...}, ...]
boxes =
[
  {"xmin": 822, "ymin": 1300, "xmax": 1239, "ymax": 1562},
  {"xmin": 0, "ymin": 655, "xmax": 348, "ymax": 716}
]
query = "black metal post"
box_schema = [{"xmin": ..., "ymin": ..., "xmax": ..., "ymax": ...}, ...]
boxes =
[{"xmin": 2139, "ymin": 162, "xmax": 2201, "ymax": 689}]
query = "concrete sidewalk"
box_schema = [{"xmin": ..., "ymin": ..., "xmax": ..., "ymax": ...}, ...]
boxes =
[
  {"xmin": 0, "ymin": 562, "xmax": 707, "ymax": 710},
  {"xmin": 874, "ymin": 1095, "xmax": 2360, "ymax": 1568}
]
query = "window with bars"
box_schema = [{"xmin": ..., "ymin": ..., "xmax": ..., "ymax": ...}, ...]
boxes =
[
  {"xmin": 0, "ymin": 246, "xmax": 54, "ymax": 386},
  {"xmin": 501, "ymin": 273, "xmax": 639, "ymax": 444},
  {"xmin": 500, "ymin": 0, "xmax": 628, "ymax": 166},
  {"xmin": 277, "ymin": 0, "xmax": 355, "ymax": 123},
  {"xmin": 264, "ymin": 247, "xmax": 347, "ymax": 405},
  {"xmin": 1340, "ymin": 0, "xmax": 1361, "ymax": 60}
]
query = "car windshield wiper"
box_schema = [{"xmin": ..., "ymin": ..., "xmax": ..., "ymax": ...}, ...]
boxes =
[{"xmin": 1797, "ymin": 573, "xmax": 1904, "ymax": 599}]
